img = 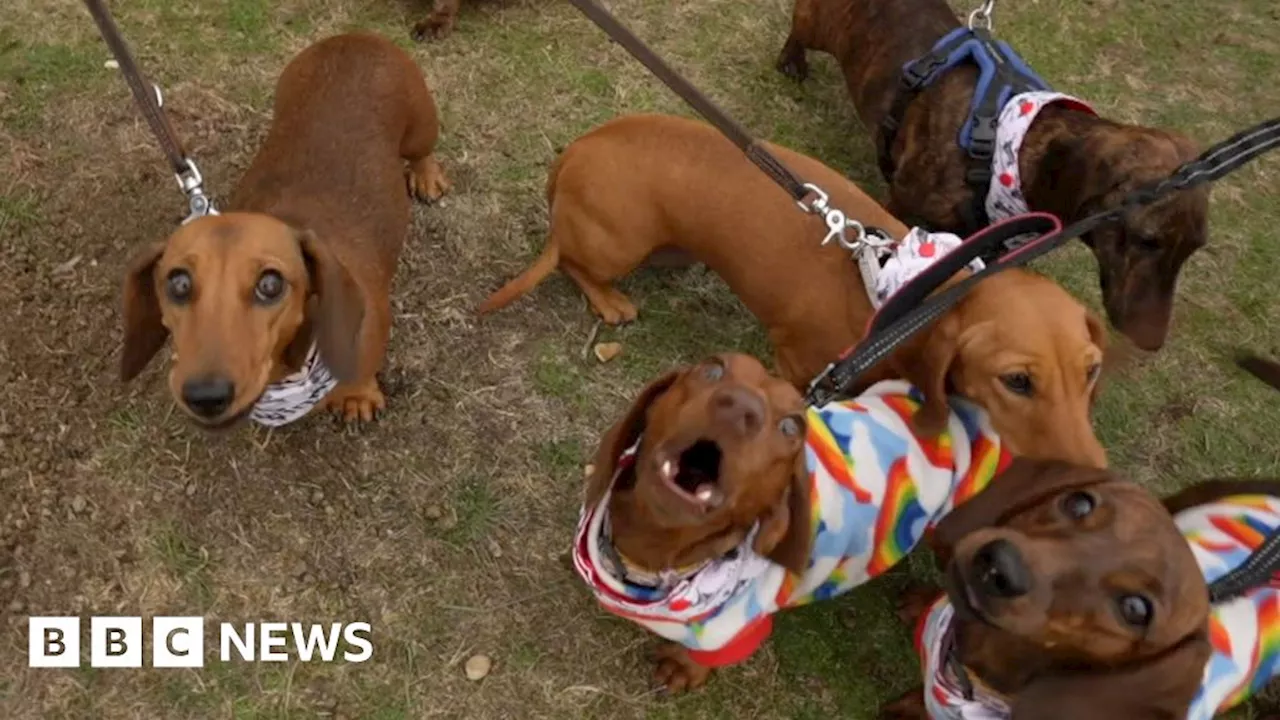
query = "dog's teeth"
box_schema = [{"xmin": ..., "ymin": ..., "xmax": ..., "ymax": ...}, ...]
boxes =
[{"xmin": 661, "ymin": 459, "xmax": 675, "ymax": 480}]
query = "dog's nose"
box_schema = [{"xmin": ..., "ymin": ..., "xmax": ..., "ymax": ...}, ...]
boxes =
[
  {"xmin": 972, "ymin": 538, "xmax": 1032, "ymax": 599},
  {"xmin": 710, "ymin": 387, "xmax": 764, "ymax": 436},
  {"xmin": 181, "ymin": 377, "xmax": 236, "ymax": 418}
]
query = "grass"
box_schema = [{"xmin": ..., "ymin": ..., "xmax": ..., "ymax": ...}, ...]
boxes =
[{"xmin": 0, "ymin": 0, "xmax": 1276, "ymax": 718}]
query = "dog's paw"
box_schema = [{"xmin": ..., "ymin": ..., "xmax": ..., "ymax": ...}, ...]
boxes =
[
  {"xmin": 651, "ymin": 642, "xmax": 712, "ymax": 694},
  {"xmin": 894, "ymin": 582, "xmax": 944, "ymax": 629},
  {"xmin": 412, "ymin": 12, "xmax": 456, "ymax": 42},
  {"xmin": 775, "ymin": 38, "xmax": 809, "ymax": 83},
  {"xmin": 408, "ymin": 154, "xmax": 452, "ymax": 203},
  {"xmin": 323, "ymin": 381, "xmax": 386, "ymax": 424},
  {"xmin": 878, "ymin": 689, "xmax": 929, "ymax": 719}
]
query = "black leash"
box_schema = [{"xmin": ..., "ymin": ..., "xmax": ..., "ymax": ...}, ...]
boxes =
[
  {"xmin": 1208, "ymin": 530, "xmax": 1280, "ymax": 604},
  {"xmin": 82, "ymin": 0, "xmax": 217, "ymax": 223},
  {"xmin": 803, "ymin": 115, "xmax": 1280, "ymax": 406}
]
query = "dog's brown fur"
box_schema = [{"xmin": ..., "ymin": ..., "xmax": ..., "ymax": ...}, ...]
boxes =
[
  {"xmin": 482, "ymin": 114, "xmax": 1107, "ymax": 467},
  {"xmin": 120, "ymin": 33, "xmax": 450, "ymax": 426},
  {"xmin": 877, "ymin": 462, "xmax": 1280, "ymax": 719},
  {"xmin": 776, "ymin": 0, "xmax": 1210, "ymax": 352},
  {"xmin": 412, "ymin": 0, "xmax": 461, "ymax": 41},
  {"xmin": 586, "ymin": 354, "xmax": 816, "ymax": 692}
]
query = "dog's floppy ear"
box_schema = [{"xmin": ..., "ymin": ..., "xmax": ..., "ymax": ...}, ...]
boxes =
[
  {"xmin": 584, "ymin": 371, "xmax": 681, "ymax": 508},
  {"xmin": 932, "ymin": 458, "xmax": 1110, "ymax": 565},
  {"xmin": 1086, "ymin": 312, "xmax": 1109, "ymax": 408},
  {"xmin": 892, "ymin": 313, "xmax": 961, "ymax": 437},
  {"xmin": 752, "ymin": 453, "xmax": 814, "ymax": 574},
  {"xmin": 297, "ymin": 229, "xmax": 365, "ymax": 382},
  {"xmin": 120, "ymin": 241, "xmax": 170, "ymax": 381},
  {"xmin": 1011, "ymin": 630, "xmax": 1211, "ymax": 720}
]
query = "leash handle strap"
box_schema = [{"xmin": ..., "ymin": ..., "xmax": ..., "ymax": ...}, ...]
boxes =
[
  {"xmin": 807, "ymin": 114, "xmax": 1280, "ymax": 406},
  {"xmin": 566, "ymin": 0, "xmax": 811, "ymax": 203},
  {"xmin": 82, "ymin": 0, "xmax": 190, "ymax": 177}
]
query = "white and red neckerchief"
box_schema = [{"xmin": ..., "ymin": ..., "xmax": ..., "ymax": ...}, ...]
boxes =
[
  {"xmin": 865, "ymin": 227, "xmax": 987, "ymax": 309},
  {"xmin": 985, "ymin": 91, "xmax": 1097, "ymax": 222},
  {"xmin": 916, "ymin": 596, "xmax": 1012, "ymax": 720}
]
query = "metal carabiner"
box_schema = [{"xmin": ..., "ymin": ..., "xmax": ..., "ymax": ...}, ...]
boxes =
[{"xmin": 967, "ymin": 0, "xmax": 995, "ymax": 30}]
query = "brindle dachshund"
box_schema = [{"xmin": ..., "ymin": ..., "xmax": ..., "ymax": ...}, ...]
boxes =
[
  {"xmin": 776, "ymin": 0, "xmax": 1210, "ymax": 351},
  {"xmin": 119, "ymin": 33, "xmax": 450, "ymax": 427}
]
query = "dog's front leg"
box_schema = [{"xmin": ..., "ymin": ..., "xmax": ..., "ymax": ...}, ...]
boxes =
[
  {"xmin": 776, "ymin": 34, "xmax": 810, "ymax": 83},
  {"xmin": 413, "ymin": 0, "xmax": 461, "ymax": 41},
  {"xmin": 652, "ymin": 641, "xmax": 713, "ymax": 693}
]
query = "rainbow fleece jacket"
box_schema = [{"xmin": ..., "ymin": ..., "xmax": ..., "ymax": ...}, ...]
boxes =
[
  {"xmin": 913, "ymin": 494, "xmax": 1280, "ymax": 720},
  {"xmin": 572, "ymin": 380, "xmax": 1010, "ymax": 668}
]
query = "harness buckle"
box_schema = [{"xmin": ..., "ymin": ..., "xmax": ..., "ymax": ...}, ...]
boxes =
[
  {"xmin": 968, "ymin": 115, "xmax": 998, "ymax": 157},
  {"xmin": 966, "ymin": 166, "xmax": 993, "ymax": 186},
  {"xmin": 902, "ymin": 55, "xmax": 947, "ymax": 89}
]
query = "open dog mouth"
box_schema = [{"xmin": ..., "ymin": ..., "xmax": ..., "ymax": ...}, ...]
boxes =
[{"xmin": 657, "ymin": 439, "xmax": 725, "ymax": 510}]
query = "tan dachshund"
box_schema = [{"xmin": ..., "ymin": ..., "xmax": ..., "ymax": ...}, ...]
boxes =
[
  {"xmin": 119, "ymin": 33, "xmax": 450, "ymax": 427},
  {"xmin": 573, "ymin": 352, "xmax": 1014, "ymax": 691},
  {"xmin": 482, "ymin": 114, "xmax": 1107, "ymax": 467},
  {"xmin": 776, "ymin": 0, "xmax": 1209, "ymax": 351}
]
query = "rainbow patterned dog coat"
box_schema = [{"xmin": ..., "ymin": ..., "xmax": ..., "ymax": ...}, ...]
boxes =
[
  {"xmin": 914, "ymin": 494, "xmax": 1280, "ymax": 719},
  {"xmin": 573, "ymin": 380, "xmax": 1009, "ymax": 667}
]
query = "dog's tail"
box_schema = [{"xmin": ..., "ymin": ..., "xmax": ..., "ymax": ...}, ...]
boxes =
[
  {"xmin": 477, "ymin": 152, "xmax": 570, "ymax": 316},
  {"xmin": 477, "ymin": 241, "xmax": 560, "ymax": 314},
  {"xmin": 1236, "ymin": 352, "xmax": 1280, "ymax": 392}
]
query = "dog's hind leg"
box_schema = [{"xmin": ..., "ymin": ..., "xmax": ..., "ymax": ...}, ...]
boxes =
[{"xmin": 400, "ymin": 72, "xmax": 451, "ymax": 203}]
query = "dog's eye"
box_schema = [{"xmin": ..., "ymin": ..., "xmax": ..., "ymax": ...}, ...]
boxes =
[
  {"xmin": 1000, "ymin": 372, "xmax": 1034, "ymax": 397},
  {"xmin": 778, "ymin": 416, "xmax": 803, "ymax": 438},
  {"xmin": 1060, "ymin": 491, "xmax": 1096, "ymax": 520},
  {"xmin": 1117, "ymin": 594, "xmax": 1154, "ymax": 629},
  {"xmin": 254, "ymin": 270, "xmax": 285, "ymax": 304},
  {"xmin": 703, "ymin": 362, "xmax": 725, "ymax": 381},
  {"xmin": 1087, "ymin": 363, "xmax": 1102, "ymax": 383},
  {"xmin": 166, "ymin": 269, "xmax": 193, "ymax": 304},
  {"xmin": 1132, "ymin": 235, "xmax": 1162, "ymax": 253}
]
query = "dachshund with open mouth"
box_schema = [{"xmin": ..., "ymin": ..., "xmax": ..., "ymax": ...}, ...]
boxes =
[
  {"xmin": 573, "ymin": 352, "xmax": 1014, "ymax": 692},
  {"xmin": 879, "ymin": 459, "xmax": 1280, "ymax": 719},
  {"xmin": 118, "ymin": 33, "xmax": 450, "ymax": 429}
]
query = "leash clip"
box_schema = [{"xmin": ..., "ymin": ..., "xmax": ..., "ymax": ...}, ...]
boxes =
[
  {"xmin": 175, "ymin": 158, "xmax": 219, "ymax": 225},
  {"xmin": 967, "ymin": 0, "xmax": 995, "ymax": 30},
  {"xmin": 799, "ymin": 183, "xmax": 889, "ymax": 252}
]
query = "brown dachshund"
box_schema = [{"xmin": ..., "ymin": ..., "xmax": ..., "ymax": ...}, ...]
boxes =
[
  {"xmin": 119, "ymin": 33, "xmax": 450, "ymax": 427},
  {"xmin": 572, "ymin": 352, "xmax": 1018, "ymax": 692},
  {"xmin": 879, "ymin": 461, "xmax": 1280, "ymax": 719},
  {"xmin": 776, "ymin": 0, "xmax": 1209, "ymax": 352},
  {"xmin": 482, "ymin": 114, "xmax": 1107, "ymax": 467},
  {"xmin": 412, "ymin": 0, "xmax": 461, "ymax": 41}
]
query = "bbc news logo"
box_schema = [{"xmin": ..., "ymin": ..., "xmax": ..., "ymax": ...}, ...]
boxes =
[{"xmin": 29, "ymin": 617, "xmax": 372, "ymax": 668}]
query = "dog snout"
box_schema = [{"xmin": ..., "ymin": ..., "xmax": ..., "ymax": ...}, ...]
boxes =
[
  {"xmin": 971, "ymin": 538, "xmax": 1033, "ymax": 599},
  {"xmin": 181, "ymin": 376, "xmax": 236, "ymax": 418},
  {"xmin": 710, "ymin": 387, "xmax": 764, "ymax": 437}
]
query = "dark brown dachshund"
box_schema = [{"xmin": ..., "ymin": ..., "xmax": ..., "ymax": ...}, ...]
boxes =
[
  {"xmin": 120, "ymin": 33, "xmax": 450, "ymax": 427},
  {"xmin": 482, "ymin": 114, "xmax": 1108, "ymax": 467},
  {"xmin": 572, "ymin": 352, "xmax": 1016, "ymax": 692},
  {"xmin": 776, "ymin": 0, "xmax": 1209, "ymax": 351},
  {"xmin": 879, "ymin": 460, "xmax": 1280, "ymax": 719}
]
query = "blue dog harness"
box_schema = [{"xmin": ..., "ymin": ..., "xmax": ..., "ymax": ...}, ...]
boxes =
[{"xmin": 877, "ymin": 27, "xmax": 1054, "ymax": 233}]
